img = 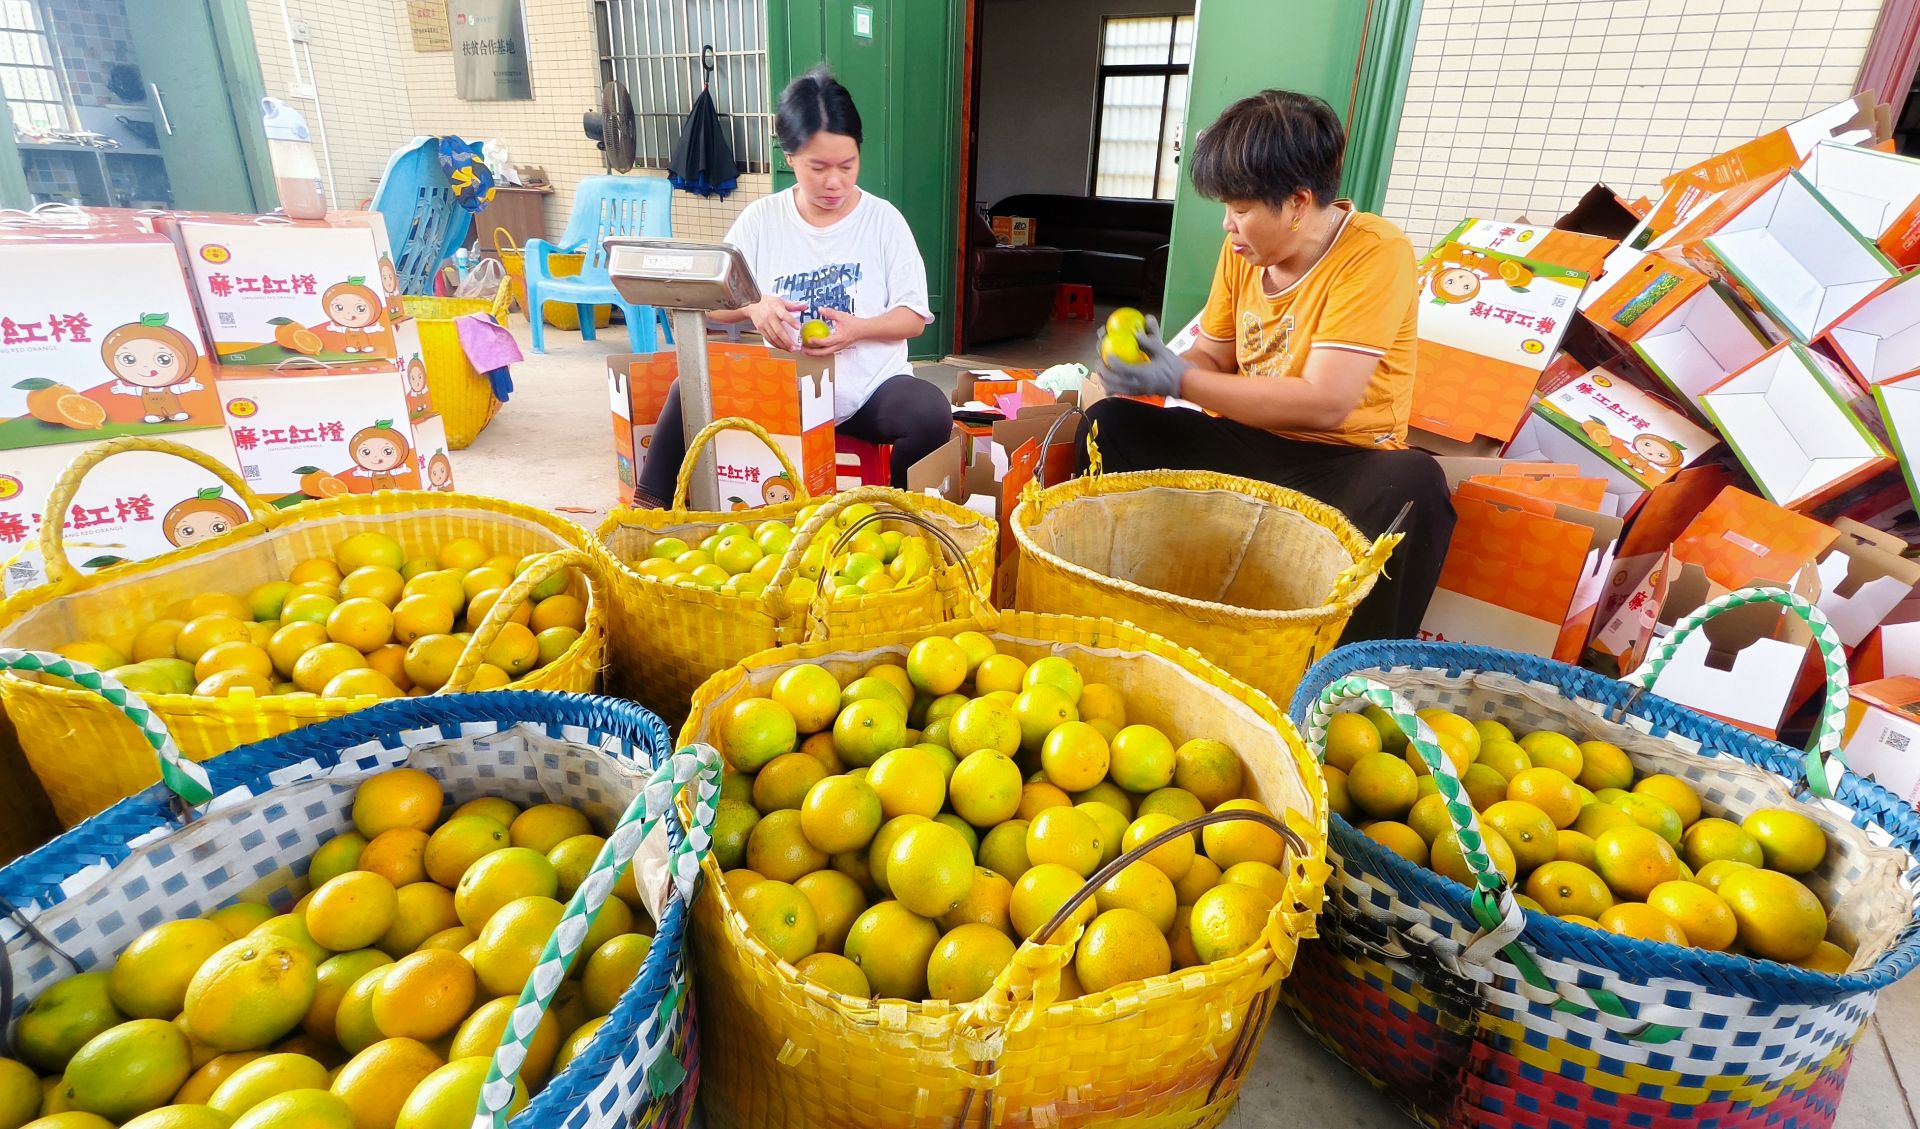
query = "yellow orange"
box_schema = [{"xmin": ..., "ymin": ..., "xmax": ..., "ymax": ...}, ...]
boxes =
[
  {"xmin": 1507, "ymin": 768, "xmax": 1583, "ymax": 829},
  {"xmin": 352, "ymin": 769, "xmax": 443, "ymax": 838},
  {"xmin": 508, "ymin": 803, "xmax": 592, "ymax": 855},
  {"xmin": 357, "ymin": 829, "xmax": 429, "ymax": 888},
  {"xmin": 1188, "ymin": 882, "xmax": 1274, "ymax": 964},
  {"xmin": 370, "ymin": 951, "xmax": 475, "ymax": 1041},
  {"xmin": 183, "ymin": 937, "xmax": 319, "ymax": 1052},
  {"xmin": 304, "ymin": 872, "xmax": 398, "ymax": 953},
  {"xmin": 843, "ymin": 900, "xmax": 941, "ymax": 1000},
  {"xmin": 377, "ymin": 883, "xmax": 459, "ymax": 958},
  {"xmin": 473, "ymin": 895, "xmax": 565, "ymax": 997},
  {"xmin": 1592, "ymin": 825, "xmax": 1680, "ymax": 901},
  {"xmin": 1741, "ymin": 809, "xmax": 1828, "ymax": 875},
  {"xmin": 1647, "ymin": 880, "xmax": 1736, "ymax": 950},
  {"xmin": 303, "ymin": 950, "xmax": 392, "ymax": 1044},
  {"xmin": 1598, "ymin": 903, "xmax": 1689, "ymax": 945},
  {"xmin": 1362, "ymin": 821, "xmax": 1428, "ymax": 866},
  {"xmin": 1717, "ymin": 868, "xmax": 1827, "ymax": 962},
  {"xmin": 450, "ymin": 997, "xmax": 560, "ymax": 1088}
]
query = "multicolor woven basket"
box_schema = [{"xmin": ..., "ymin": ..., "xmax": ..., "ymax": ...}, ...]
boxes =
[
  {"xmin": 680, "ymin": 608, "xmax": 1330, "ymax": 1129},
  {"xmin": 597, "ymin": 417, "xmax": 995, "ymax": 720},
  {"xmin": 1284, "ymin": 589, "xmax": 1920, "ymax": 1129},
  {"xmin": 1009, "ymin": 466, "xmax": 1398, "ymax": 710},
  {"xmin": 402, "ymin": 280, "xmax": 512, "ymax": 450},
  {"xmin": 0, "ymin": 671, "xmax": 713, "ymax": 1129},
  {"xmin": 0, "ymin": 436, "xmax": 607, "ymax": 826}
]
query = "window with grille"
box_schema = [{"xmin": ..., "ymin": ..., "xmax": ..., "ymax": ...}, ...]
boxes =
[
  {"xmin": 1091, "ymin": 14, "xmax": 1192, "ymax": 200},
  {"xmin": 595, "ymin": 0, "xmax": 771, "ymax": 174},
  {"xmin": 0, "ymin": 0, "xmax": 69, "ymax": 134}
]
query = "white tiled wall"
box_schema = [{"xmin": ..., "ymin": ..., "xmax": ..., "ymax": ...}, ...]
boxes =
[
  {"xmin": 246, "ymin": 0, "xmax": 767, "ymax": 242},
  {"xmin": 1382, "ymin": 0, "xmax": 1883, "ymax": 252}
]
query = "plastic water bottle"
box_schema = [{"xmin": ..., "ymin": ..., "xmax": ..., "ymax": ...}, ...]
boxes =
[{"xmin": 261, "ymin": 97, "xmax": 326, "ymax": 220}]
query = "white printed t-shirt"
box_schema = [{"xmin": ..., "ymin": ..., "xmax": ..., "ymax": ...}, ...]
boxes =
[{"xmin": 724, "ymin": 186, "xmax": 933, "ymax": 418}]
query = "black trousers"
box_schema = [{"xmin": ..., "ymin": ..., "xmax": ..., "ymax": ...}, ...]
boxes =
[
  {"xmin": 636, "ymin": 373, "xmax": 954, "ymax": 504},
  {"xmin": 1075, "ymin": 398, "xmax": 1455, "ymax": 642}
]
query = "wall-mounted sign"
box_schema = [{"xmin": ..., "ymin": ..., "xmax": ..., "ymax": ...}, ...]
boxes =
[
  {"xmin": 451, "ymin": 0, "xmax": 532, "ymax": 102},
  {"xmin": 407, "ymin": 1, "xmax": 451, "ymax": 53}
]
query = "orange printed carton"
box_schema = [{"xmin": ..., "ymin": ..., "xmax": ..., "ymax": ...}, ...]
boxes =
[
  {"xmin": 606, "ymin": 351, "xmax": 681, "ymax": 504},
  {"xmin": 609, "ymin": 340, "xmax": 836, "ymax": 509},
  {"xmin": 1435, "ymin": 218, "xmax": 1617, "ymax": 279},
  {"xmin": 1579, "ymin": 252, "xmax": 1772, "ymax": 411},
  {"xmin": 0, "ymin": 426, "xmax": 245, "ymax": 594},
  {"xmin": 1419, "ymin": 469, "xmax": 1621, "ymax": 661},
  {"xmin": 1533, "ymin": 366, "xmax": 1719, "ymax": 489},
  {"xmin": 215, "ymin": 370, "xmax": 425, "ymax": 505},
  {"xmin": 409, "ymin": 413, "xmax": 455, "ymax": 493},
  {"xmin": 172, "ymin": 218, "xmax": 399, "ymax": 367},
  {"xmin": 1658, "ymin": 94, "xmax": 1880, "ymax": 222},
  {"xmin": 1410, "ymin": 241, "xmax": 1588, "ymax": 448},
  {"xmin": 0, "ymin": 229, "xmax": 220, "ymax": 451}
]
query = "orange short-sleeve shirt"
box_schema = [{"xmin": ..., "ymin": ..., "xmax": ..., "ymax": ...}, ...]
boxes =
[{"xmin": 1197, "ymin": 206, "xmax": 1420, "ymax": 448}]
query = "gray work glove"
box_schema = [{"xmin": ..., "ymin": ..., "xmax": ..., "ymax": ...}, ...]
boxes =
[{"xmin": 1096, "ymin": 315, "xmax": 1190, "ymax": 397}]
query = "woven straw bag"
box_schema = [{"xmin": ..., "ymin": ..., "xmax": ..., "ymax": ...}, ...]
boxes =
[
  {"xmin": 597, "ymin": 417, "xmax": 995, "ymax": 719},
  {"xmin": 1010, "ymin": 467, "xmax": 1399, "ymax": 710},
  {"xmin": 0, "ymin": 655, "xmax": 715, "ymax": 1129},
  {"xmin": 401, "ymin": 278, "xmax": 512, "ymax": 449},
  {"xmin": 1285, "ymin": 588, "xmax": 1920, "ymax": 1129},
  {"xmin": 680, "ymin": 605, "xmax": 1332, "ymax": 1128},
  {"xmin": 0, "ymin": 437, "xmax": 607, "ymax": 826}
]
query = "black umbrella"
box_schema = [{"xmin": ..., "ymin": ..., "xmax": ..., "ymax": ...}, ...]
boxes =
[{"xmin": 669, "ymin": 47, "xmax": 739, "ymax": 199}]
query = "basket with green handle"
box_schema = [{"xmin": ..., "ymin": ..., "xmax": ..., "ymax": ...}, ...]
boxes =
[
  {"xmin": 1282, "ymin": 587, "xmax": 1920, "ymax": 1129},
  {"xmin": 0, "ymin": 666, "xmax": 716, "ymax": 1129}
]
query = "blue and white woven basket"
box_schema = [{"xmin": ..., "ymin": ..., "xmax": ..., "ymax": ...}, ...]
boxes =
[
  {"xmin": 0, "ymin": 671, "xmax": 713, "ymax": 1129},
  {"xmin": 1283, "ymin": 589, "xmax": 1920, "ymax": 1129}
]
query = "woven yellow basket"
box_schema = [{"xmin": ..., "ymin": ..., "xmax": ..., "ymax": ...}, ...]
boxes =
[
  {"xmin": 0, "ymin": 437, "xmax": 607, "ymax": 826},
  {"xmin": 1010, "ymin": 468, "xmax": 1400, "ymax": 711},
  {"xmin": 401, "ymin": 279, "xmax": 512, "ymax": 450},
  {"xmin": 596, "ymin": 417, "xmax": 996, "ymax": 721},
  {"xmin": 492, "ymin": 226, "xmax": 612, "ymax": 330},
  {"xmin": 680, "ymin": 608, "xmax": 1331, "ymax": 1129}
]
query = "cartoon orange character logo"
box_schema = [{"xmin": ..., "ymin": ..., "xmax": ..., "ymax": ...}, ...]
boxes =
[
  {"xmin": 102, "ymin": 313, "xmax": 202, "ymax": 423},
  {"xmin": 1631, "ymin": 433, "xmax": 1685, "ymax": 473},
  {"xmin": 762, "ymin": 474, "xmax": 797, "ymax": 506},
  {"xmin": 406, "ymin": 356, "xmax": 429, "ymax": 398},
  {"xmin": 426, "ymin": 449, "xmax": 454, "ymax": 491},
  {"xmin": 163, "ymin": 487, "xmax": 247, "ymax": 548},
  {"xmin": 378, "ymin": 253, "xmax": 405, "ymax": 319},
  {"xmin": 1429, "ymin": 266, "xmax": 1482, "ymax": 304},
  {"xmin": 320, "ymin": 277, "xmax": 386, "ymax": 354},
  {"xmin": 1426, "ymin": 248, "xmax": 1530, "ymax": 305},
  {"xmin": 348, "ymin": 419, "xmax": 412, "ymax": 490}
]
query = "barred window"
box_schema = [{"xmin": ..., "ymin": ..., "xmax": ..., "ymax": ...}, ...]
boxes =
[
  {"xmin": 1091, "ymin": 14, "xmax": 1193, "ymax": 200},
  {"xmin": 595, "ymin": 0, "xmax": 772, "ymax": 173}
]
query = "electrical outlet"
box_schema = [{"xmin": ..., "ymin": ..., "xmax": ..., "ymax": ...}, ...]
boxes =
[
  {"xmin": 290, "ymin": 21, "xmax": 312, "ymax": 43},
  {"xmin": 289, "ymin": 82, "xmax": 317, "ymax": 99}
]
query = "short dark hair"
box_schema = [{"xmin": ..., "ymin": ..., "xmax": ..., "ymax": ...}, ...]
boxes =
[
  {"xmin": 1190, "ymin": 90, "xmax": 1344, "ymax": 208},
  {"xmin": 775, "ymin": 65, "xmax": 862, "ymax": 153}
]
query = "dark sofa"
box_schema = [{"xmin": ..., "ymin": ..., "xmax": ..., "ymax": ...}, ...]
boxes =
[
  {"xmin": 989, "ymin": 193, "xmax": 1173, "ymax": 303},
  {"xmin": 965, "ymin": 208, "xmax": 1064, "ymax": 346}
]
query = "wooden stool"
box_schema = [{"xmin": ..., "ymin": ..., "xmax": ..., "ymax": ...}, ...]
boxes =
[
  {"xmin": 835, "ymin": 434, "xmax": 892, "ymax": 490},
  {"xmin": 1053, "ymin": 283, "xmax": 1096, "ymax": 322}
]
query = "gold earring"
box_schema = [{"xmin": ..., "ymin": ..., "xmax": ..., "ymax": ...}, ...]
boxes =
[{"xmin": 1290, "ymin": 214, "xmax": 1301, "ymax": 232}]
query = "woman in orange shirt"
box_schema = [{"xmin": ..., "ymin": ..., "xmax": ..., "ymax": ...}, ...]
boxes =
[{"xmin": 1081, "ymin": 90, "xmax": 1452, "ymax": 640}]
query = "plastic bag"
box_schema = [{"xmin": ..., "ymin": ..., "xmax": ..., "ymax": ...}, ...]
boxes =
[{"xmin": 455, "ymin": 255, "xmax": 507, "ymax": 299}]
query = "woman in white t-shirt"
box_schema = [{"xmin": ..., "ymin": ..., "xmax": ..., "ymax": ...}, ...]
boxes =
[{"xmin": 636, "ymin": 66, "xmax": 950, "ymax": 504}]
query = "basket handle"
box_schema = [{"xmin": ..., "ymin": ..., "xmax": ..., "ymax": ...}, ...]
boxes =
[
  {"xmin": 1325, "ymin": 502, "xmax": 1409, "ymax": 608},
  {"xmin": 1304, "ymin": 675, "xmax": 1685, "ymax": 1044},
  {"xmin": 442, "ymin": 549, "xmax": 595, "ymax": 694},
  {"xmin": 950, "ymin": 805, "xmax": 1310, "ymax": 1124},
  {"xmin": 1626, "ymin": 585, "xmax": 1850, "ymax": 798},
  {"xmin": 796, "ymin": 507, "xmax": 998, "ymax": 640},
  {"xmin": 0, "ymin": 649, "xmax": 211, "ymax": 810},
  {"xmin": 41, "ymin": 437, "xmax": 282, "ymax": 588},
  {"xmin": 486, "ymin": 277, "xmax": 513, "ymax": 323},
  {"xmin": 474, "ymin": 742, "xmax": 723, "ymax": 1126},
  {"xmin": 761, "ymin": 485, "xmax": 903, "ymax": 616},
  {"xmin": 670, "ymin": 416, "xmax": 811, "ymax": 512},
  {"xmin": 491, "ymin": 225, "xmax": 519, "ymax": 255}
]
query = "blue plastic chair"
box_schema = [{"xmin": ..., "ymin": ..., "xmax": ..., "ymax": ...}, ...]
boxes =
[
  {"xmin": 525, "ymin": 176, "xmax": 674, "ymax": 353},
  {"xmin": 369, "ymin": 137, "xmax": 473, "ymax": 295}
]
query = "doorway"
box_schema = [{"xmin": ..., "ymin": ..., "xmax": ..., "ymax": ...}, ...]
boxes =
[
  {"xmin": 953, "ymin": 1, "xmax": 1194, "ymax": 365},
  {"xmin": 0, "ymin": 0, "xmax": 271, "ymax": 212}
]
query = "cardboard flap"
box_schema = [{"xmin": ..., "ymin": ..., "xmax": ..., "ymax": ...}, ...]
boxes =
[
  {"xmin": 1703, "ymin": 343, "xmax": 1892, "ymax": 508},
  {"xmin": 1503, "ymin": 413, "xmax": 1646, "ymax": 518},
  {"xmin": 1801, "ymin": 140, "xmax": 1920, "ymax": 239},
  {"xmin": 1703, "ymin": 172, "xmax": 1893, "ymax": 340},
  {"xmin": 1632, "ymin": 282, "xmax": 1772, "ymax": 410},
  {"xmin": 1825, "ymin": 271, "xmax": 1920, "ymax": 385},
  {"xmin": 905, "ymin": 431, "xmax": 966, "ymax": 502},
  {"xmin": 1671, "ymin": 485, "xmax": 1840, "ymax": 591}
]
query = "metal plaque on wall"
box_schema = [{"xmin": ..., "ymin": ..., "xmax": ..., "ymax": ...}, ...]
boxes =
[
  {"xmin": 407, "ymin": 1, "xmax": 451, "ymax": 52},
  {"xmin": 451, "ymin": 0, "xmax": 532, "ymax": 101}
]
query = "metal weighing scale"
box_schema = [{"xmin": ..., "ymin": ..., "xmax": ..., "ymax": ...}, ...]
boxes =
[{"xmin": 604, "ymin": 237, "xmax": 762, "ymax": 511}]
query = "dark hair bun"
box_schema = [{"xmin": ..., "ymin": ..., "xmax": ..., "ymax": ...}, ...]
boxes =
[{"xmin": 776, "ymin": 65, "xmax": 863, "ymax": 154}]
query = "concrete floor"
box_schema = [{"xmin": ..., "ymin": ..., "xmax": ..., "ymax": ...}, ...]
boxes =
[{"xmin": 461, "ymin": 322, "xmax": 1920, "ymax": 1128}]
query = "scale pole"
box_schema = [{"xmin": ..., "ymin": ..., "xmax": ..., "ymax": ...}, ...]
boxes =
[{"xmin": 674, "ymin": 308, "xmax": 719, "ymax": 511}]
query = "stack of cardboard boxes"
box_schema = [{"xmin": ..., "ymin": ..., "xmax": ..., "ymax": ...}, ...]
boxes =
[
  {"xmin": 1397, "ymin": 93, "xmax": 1920, "ymax": 805},
  {"xmin": 0, "ymin": 207, "xmax": 457, "ymax": 593}
]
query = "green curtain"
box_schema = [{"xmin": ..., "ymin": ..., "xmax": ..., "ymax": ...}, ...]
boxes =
[{"xmin": 1342, "ymin": 0, "xmax": 1424, "ymax": 214}]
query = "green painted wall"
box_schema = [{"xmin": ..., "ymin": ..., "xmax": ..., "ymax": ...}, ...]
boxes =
[
  {"xmin": 768, "ymin": 0, "xmax": 966, "ymax": 360},
  {"xmin": 1162, "ymin": 0, "xmax": 1372, "ymax": 328}
]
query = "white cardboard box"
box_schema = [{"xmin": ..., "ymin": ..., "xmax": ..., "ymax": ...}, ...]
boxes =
[
  {"xmin": 1800, "ymin": 140, "xmax": 1920, "ymax": 265},
  {"xmin": 1649, "ymin": 601, "xmax": 1810, "ymax": 737},
  {"xmin": 1628, "ymin": 283, "xmax": 1775, "ymax": 411},
  {"xmin": 1824, "ymin": 270, "xmax": 1920, "ymax": 387},
  {"xmin": 1870, "ymin": 377, "xmax": 1920, "ymax": 512},
  {"xmin": 1815, "ymin": 518, "xmax": 1920, "ymax": 649},
  {"xmin": 1701, "ymin": 342, "xmax": 1895, "ymax": 511},
  {"xmin": 1841, "ymin": 676, "xmax": 1920, "ymax": 806}
]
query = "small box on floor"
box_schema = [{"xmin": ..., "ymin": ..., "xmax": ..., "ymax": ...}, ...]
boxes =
[
  {"xmin": 215, "ymin": 370, "xmax": 427, "ymax": 503},
  {"xmin": 0, "ymin": 426, "xmax": 245, "ymax": 594},
  {"xmin": 611, "ymin": 339, "xmax": 837, "ymax": 508},
  {"xmin": 990, "ymin": 216, "xmax": 1035, "ymax": 247}
]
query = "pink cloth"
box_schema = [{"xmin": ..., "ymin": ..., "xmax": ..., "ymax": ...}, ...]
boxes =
[{"xmin": 454, "ymin": 313, "xmax": 523, "ymax": 371}]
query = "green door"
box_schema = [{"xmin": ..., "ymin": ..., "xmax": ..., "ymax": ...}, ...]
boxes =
[
  {"xmin": 770, "ymin": 0, "xmax": 965, "ymax": 359},
  {"xmin": 122, "ymin": 0, "xmax": 275, "ymax": 212}
]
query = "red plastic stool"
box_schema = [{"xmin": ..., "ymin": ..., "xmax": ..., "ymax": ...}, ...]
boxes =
[
  {"xmin": 1053, "ymin": 283, "xmax": 1096, "ymax": 322},
  {"xmin": 835, "ymin": 434, "xmax": 892, "ymax": 490}
]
